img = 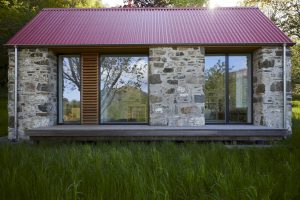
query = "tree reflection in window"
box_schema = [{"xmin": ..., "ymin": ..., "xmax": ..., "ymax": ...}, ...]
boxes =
[
  {"xmin": 100, "ymin": 56, "xmax": 148, "ymax": 123},
  {"xmin": 61, "ymin": 56, "xmax": 81, "ymax": 123},
  {"xmin": 205, "ymin": 56, "xmax": 226, "ymax": 123}
]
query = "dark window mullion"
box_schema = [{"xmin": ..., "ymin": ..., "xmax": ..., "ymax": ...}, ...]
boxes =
[{"xmin": 225, "ymin": 55, "xmax": 229, "ymax": 124}]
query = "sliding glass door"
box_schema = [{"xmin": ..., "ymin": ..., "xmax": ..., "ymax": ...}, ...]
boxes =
[
  {"xmin": 58, "ymin": 55, "xmax": 81, "ymax": 124},
  {"xmin": 228, "ymin": 55, "xmax": 252, "ymax": 123},
  {"xmin": 100, "ymin": 55, "xmax": 148, "ymax": 124},
  {"xmin": 204, "ymin": 55, "xmax": 226, "ymax": 123},
  {"xmin": 205, "ymin": 54, "xmax": 251, "ymax": 124}
]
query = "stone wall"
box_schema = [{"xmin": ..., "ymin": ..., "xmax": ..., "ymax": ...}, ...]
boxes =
[
  {"xmin": 8, "ymin": 48, "xmax": 57, "ymax": 140},
  {"xmin": 149, "ymin": 47, "xmax": 205, "ymax": 126},
  {"xmin": 253, "ymin": 46, "xmax": 292, "ymax": 131}
]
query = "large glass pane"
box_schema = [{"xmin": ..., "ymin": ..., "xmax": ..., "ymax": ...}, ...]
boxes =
[
  {"xmin": 100, "ymin": 56, "xmax": 148, "ymax": 123},
  {"xmin": 59, "ymin": 56, "xmax": 81, "ymax": 123},
  {"xmin": 228, "ymin": 55, "xmax": 251, "ymax": 123},
  {"xmin": 204, "ymin": 56, "xmax": 226, "ymax": 123}
]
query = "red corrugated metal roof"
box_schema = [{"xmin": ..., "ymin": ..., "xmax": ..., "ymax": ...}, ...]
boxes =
[{"xmin": 6, "ymin": 7, "xmax": 294, "ymax": 46}]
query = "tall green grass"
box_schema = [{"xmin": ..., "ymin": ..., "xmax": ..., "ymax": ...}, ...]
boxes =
[
  {"xmin": 0, "ymin": 103, "xmax": 299, "ymax": 199},
  {"xmin": 292, "ymin": 101, "xmax": 300, "ymax": 120},
  {"xmin": 0, "ymin": 130, "xmax": 300, "ymax": 200},
  {"xmin": 0, "ymin": 86, "xmax": 7, "ymax": 136}
]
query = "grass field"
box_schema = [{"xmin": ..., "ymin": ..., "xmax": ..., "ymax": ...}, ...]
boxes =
[
  {"xmin": 0, "ymin": 105, "xmax": 299, "ymax": 199},
  {"xmin": 0, "ymin": 97, "xmax": 299, "ymax": 199},
  {"xmin": 0, "ymin": 87, "xmax": 8, "ymax": 137}
]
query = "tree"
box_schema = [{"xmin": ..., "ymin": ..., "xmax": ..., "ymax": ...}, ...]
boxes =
[
  {"xmin": 100, "ymin": 57, "xmax": 147, "ymax": 114},
  {"xmin": 205, "ymin": 59, "xmax": 226, "ymax": 119},
  {"xmin": 63, "ymin": 57, "xmax": 81, "ymax": 92},
  {"xmin": 242, "ymin": 0, "xmax": 300, "ymax": 40},
  {"xmin": 242, "ymin": 0, "xmax": 300, "ymax": 98}
]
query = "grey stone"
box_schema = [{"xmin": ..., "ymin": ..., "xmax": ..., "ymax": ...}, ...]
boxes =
[
  {"xmin": 150, "ymin": 95, "xmax": 163, "ymax": 103},
  {"xmin": 167, "ymin": 80, "xmax": 178, "ymax": 85},
  {"xmin": 36, "ymin": 112, "xmax": 48, "ymax": 116},
  {"xmin": 155, "ymin": 50, "xmax": 166, "ymax": 55},
  {"xmin": 149, "ymin": 47, "xmax": 205, "ymax": 127},
  {"xmin": 153, "ymin": 63, "xmax": 164, "ymax": 68},
  {"xmin": 7, "ymin": 48, "xmax": 57, "ymax": 140},
  {"xmin": 173, "ymin": 74, "xmax": 185, "ymax": 79},
  {"xmin": 34, "ymin": 59, "xmax": 49, "ymax": 65},
  {"xmin": 194, "ymin": 95, "xmax": 204, "ymax": 103},
  {"xmin": 163, "ymin": 68, "xmax": 174, "ymax": 73},
  {"xmin": 149, "ymin": 74, "xmax": 162, "ymax": 84},
  {"xmin": 37, "ymin": 83, "xmax": 49, "ymax": 92},
  {"xmin": 24, "ymin": 82, "xmax": 36, "ymax": 92},
  {"xmin": 170, "ymin": 57, "xmax": 180, "ymax": 61},
  {"xmin": 258, "ymin": 59, "xmax": 274, "ymax": 69},
  {"xmin": 253, "ymin": 76, "xmax": 257, "ymax": 83},
  {"xmin": 30, "ymin": 53, "xmax": 43, "ymax": 57},
  {"xmin": 181, "ymin": 106, "xmax": 193, "ymax": 114},
  {"xmin": 270, "ymin": 81, "xmax": 283, "ymax": 92},
  {"xmin": 38, "ymin": 103, "xmax": 49, "ymax": 112},
  {"xmin": 8, "ymin": 116, "xmax": 14, "ymax": 128},
  {"xmin": 149, "ymin": 57, "xmax": 161, "ymax": 61},
  {"xmin": 166, "ymin": 88, "xmax": 175, "ymax": 94},
  {"xmin": 176, "ymin": 52, "xmax": 184, "ymax": 56},
  {"xmin": 256, "ymin": 84, "xmax": 265, "ymax": 94},
  {"xmin": 253, "ymin": 46, "xmax": 292, "ymax": 131}
]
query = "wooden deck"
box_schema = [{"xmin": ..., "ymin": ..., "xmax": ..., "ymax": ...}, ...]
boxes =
[{"xmin": 26, "ymin": 125, "xmax": 288, "ymax": 143}]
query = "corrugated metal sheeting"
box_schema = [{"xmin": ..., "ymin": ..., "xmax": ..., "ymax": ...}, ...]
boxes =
[{"xmin": 6, "ymin": 7, "xmax": 294, "ymax": 46}]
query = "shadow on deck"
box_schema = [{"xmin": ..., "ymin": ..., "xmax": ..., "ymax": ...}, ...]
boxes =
[{"xmin": 26, "ymin": 125, "xmax": 289, "ymax": 143}]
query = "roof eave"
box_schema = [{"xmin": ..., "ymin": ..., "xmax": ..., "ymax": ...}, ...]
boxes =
[{"xmin": 4, "ymin": 42, "xmax": 296, "ymax": 48}]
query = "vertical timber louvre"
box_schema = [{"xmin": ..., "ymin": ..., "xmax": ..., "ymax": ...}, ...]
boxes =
[{"xmin": 81, "ymin": 53, "xmax": 99, "ymax": 124}]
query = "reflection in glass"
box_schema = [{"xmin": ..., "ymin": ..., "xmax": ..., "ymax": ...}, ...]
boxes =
[
  {"xmin": 229, "ymin": 55, "xmax": 251, "ymax": 123},
  {"xmin": 59, "ymin": 56, "xmax": 81, "ymax": 123},
  {"xmin": 100, "ymin": 56, "xmax": 148, "ymax": 123},
  {"xmin": 204, "ymin": 56, "xmax": 226, "ymax": 123}
]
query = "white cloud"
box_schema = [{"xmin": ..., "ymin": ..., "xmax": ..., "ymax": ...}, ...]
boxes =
[
  {"xmin": 102, "ymin": 0, "xmax": 124, "ymax": 7},
  {"xmin": 102, "ymin": 0, "xmax": 241, "ymax": 8},
  {"xmin": 209, "ymin": 0, "xmax": 241, "ymax": 8}
]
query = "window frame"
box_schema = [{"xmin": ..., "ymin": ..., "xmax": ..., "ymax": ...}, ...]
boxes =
[
  {"xmin": 205, "ymin": 53, "xmax": 253, "ymax": 125},
  {"xmin": 57, "ymin": 54, "xmax": 81, "ymax": 125},
  {"xmin": 98, "ymin": 54, "xmax": 150, "ymax": 125}
]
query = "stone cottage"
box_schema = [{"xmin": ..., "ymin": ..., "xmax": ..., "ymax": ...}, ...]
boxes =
[{"xmin": 5, "ymin": 7, "xmax": 294, "ymax": 142}]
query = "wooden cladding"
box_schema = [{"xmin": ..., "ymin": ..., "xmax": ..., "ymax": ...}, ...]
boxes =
[{"xmin": 81, "ymin": 53, "xmax": 99, "ymax": 124}]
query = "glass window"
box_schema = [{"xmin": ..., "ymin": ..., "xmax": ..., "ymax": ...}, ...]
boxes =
[
  {"xmin": 205, "ymin": 54, "xmax": 252, "ymax": 124},
  {"xmin": 229, "ymin": 55, "xmax": 251, "ymax": 123},
  {"xmin": 100, "ymin": 56, "xmax": 148, "ymax": 124},
  {"xmin": 204, "ymin": 55, "xmax": 226, "ymax": 123},
  {"xmin": 59, "ymin": 56, "xmax": 81, "ymax": 123}
]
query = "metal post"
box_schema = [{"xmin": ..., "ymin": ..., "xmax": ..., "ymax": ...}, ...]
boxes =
[
  {"xmin": 283, "ymin": 43, "xmax": 287, "ymax": 129},
  {"xmin": 14, "ymin": 46, "xmax": 18, "ymax": 141}
]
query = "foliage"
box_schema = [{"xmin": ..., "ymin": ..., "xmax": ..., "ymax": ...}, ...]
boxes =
[
  {"xmin": 242, "ymin": 0, "xmax": 300, "ymax": 40},
  {"xmin": 100, "ymin": 57, "xmax": 147, "ymax": 114},
  {"xmin": 242, "ymin": 0, "xmax": 300, "ymax": 98},
  {"xmin": 291, "ymin": 45, "xmax": 300, "ymax": 99},
  {"xmin": 292, "ymin": 101, "xmax": 300, "ymax": 119},
  {"xmin": 0, "ymin": 87, "xmax": 7, "ymax": 137},
  {"xmin": 204, "ymin": 59, "xmax": 226, "ymax": 118},
  {"xmin": 123, "ymin": 0, "xmax": 207, "ymax": 7},
  {"xmin": 63, "ymin": 57, "xmax": 81, "ymax": 92}
]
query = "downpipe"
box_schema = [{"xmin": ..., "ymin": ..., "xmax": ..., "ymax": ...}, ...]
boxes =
[
  {"xmin": 13, "ymin": 45, "xmax": 18, "ymax": 142},
  {"xmin": 283, "ymin": 43, "xmax": 286, "ymax": 129}
]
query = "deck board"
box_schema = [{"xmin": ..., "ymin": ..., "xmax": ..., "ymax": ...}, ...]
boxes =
[{"xmin": 26, "ymin": 125, "xmax": 288, "ymax": 142}]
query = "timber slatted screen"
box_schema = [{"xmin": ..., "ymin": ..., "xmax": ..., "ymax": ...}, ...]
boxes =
[{"xmin": 81, "ymin": 53, "xmax": 99, "ymax": 124}]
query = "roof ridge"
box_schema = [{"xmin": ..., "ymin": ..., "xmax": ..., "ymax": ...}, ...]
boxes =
[{"xmin": 42, "ymin": 7, "xmax": 259, "ymax": 11}]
